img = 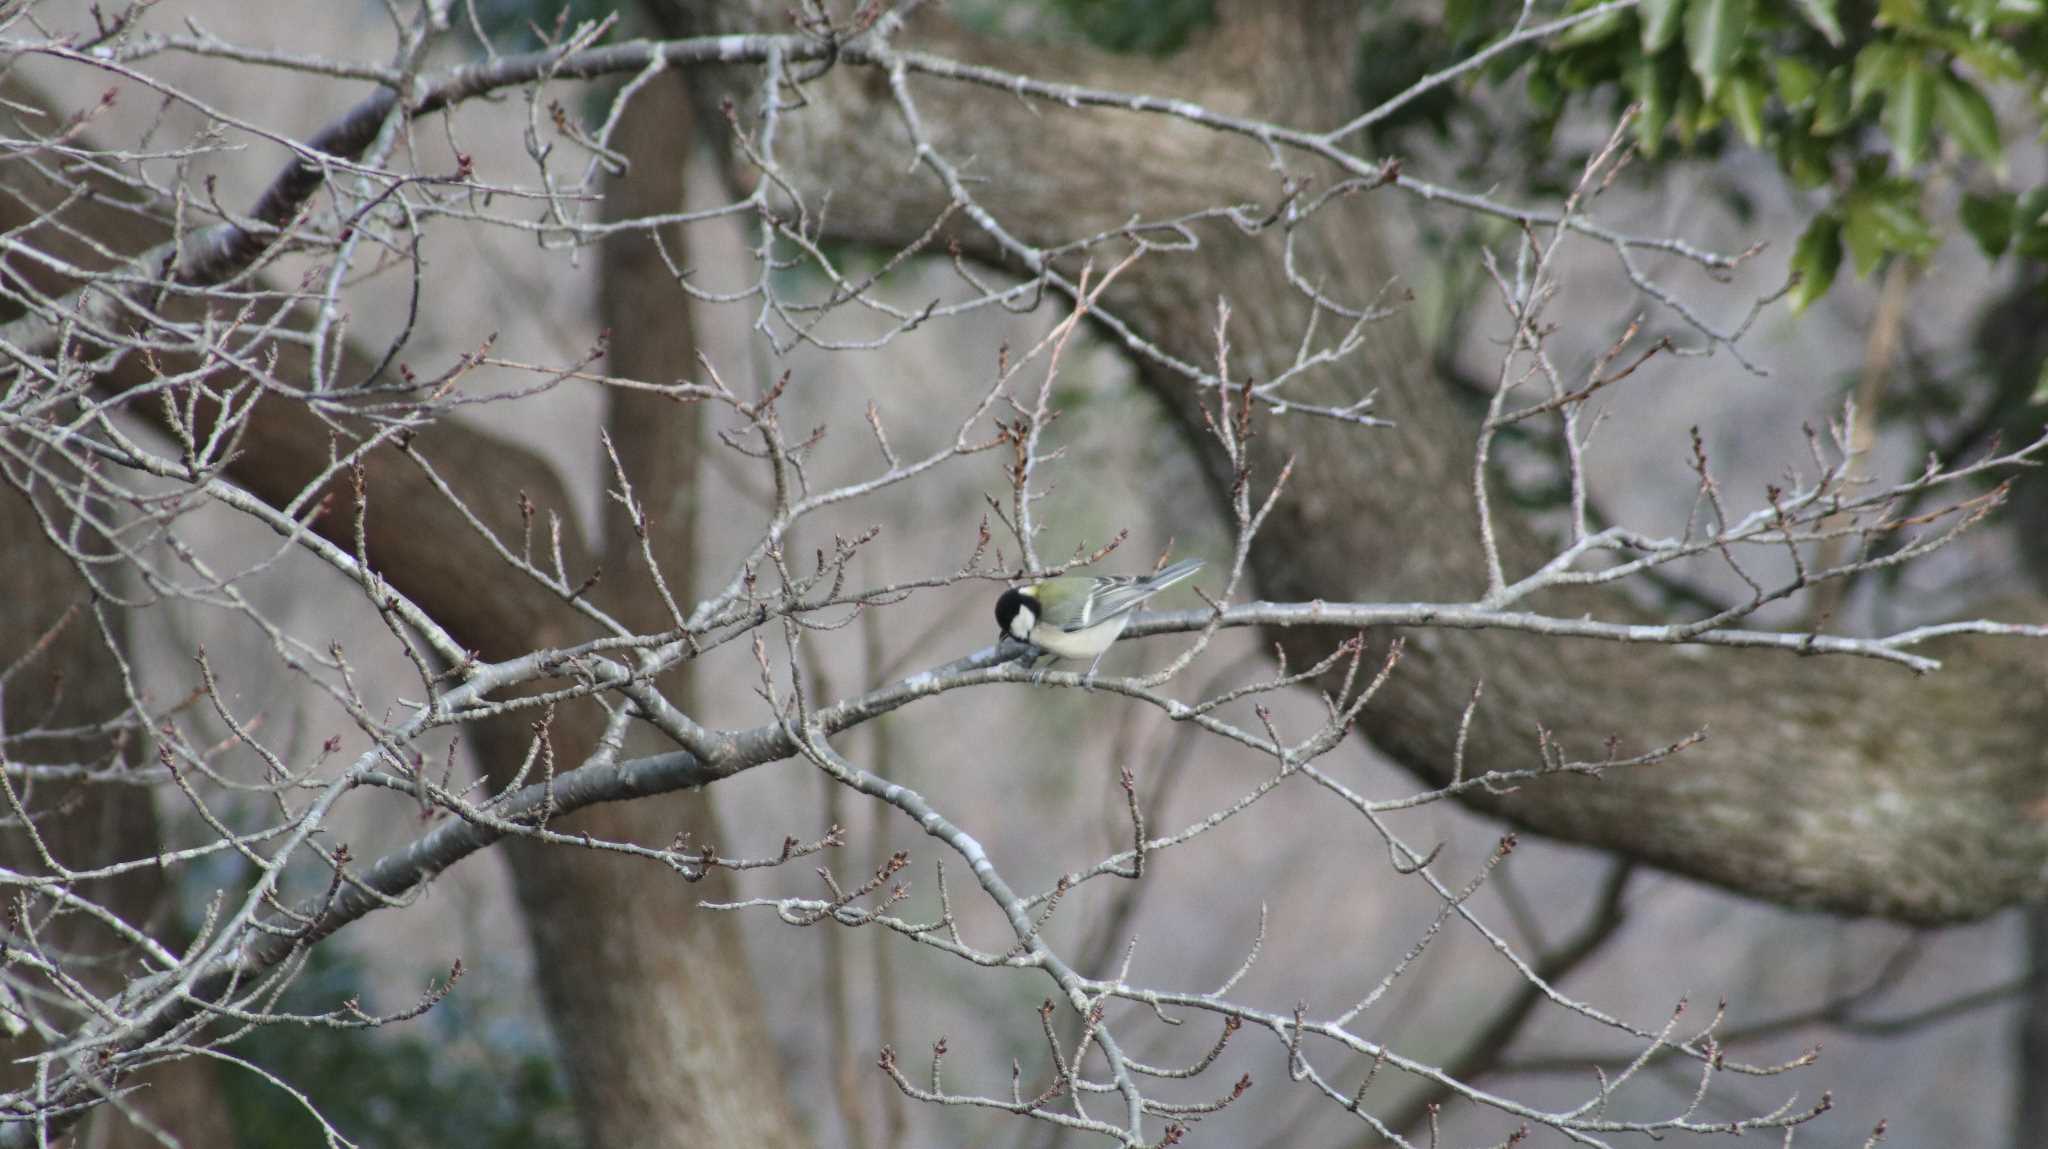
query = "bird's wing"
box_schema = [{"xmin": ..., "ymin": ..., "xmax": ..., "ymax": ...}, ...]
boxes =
[{"xmin": 1061, "ymin": 559, "xmax": 1203, "ymax": 630}]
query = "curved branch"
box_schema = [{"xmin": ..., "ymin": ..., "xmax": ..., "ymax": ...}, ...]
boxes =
[{"xmin": 651, "ymin": 0, "xmax": 2048, "ymax": 923}]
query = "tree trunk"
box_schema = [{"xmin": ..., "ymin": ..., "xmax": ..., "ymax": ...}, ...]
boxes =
[
  {"xmin": 0, "ymin": 71, "xmax": 808, "ymax": 1147},
  {"xmin": 661, "ymin": 0, "xmax": 2048, "ymax": 924},
  {"xmin": 474, "ymin": 68, "xmax": 811, "ymax": 1149}
]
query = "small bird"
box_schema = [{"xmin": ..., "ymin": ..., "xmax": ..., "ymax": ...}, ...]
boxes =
[{"xmin": 994, "ymin": 558, "xmax": 1204, "ymax": 683}]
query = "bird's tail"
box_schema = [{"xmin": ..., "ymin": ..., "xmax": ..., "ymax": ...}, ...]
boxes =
[{"xmin": 1143, "ymin": 557, "xmax": 1204, "ymax": 592}]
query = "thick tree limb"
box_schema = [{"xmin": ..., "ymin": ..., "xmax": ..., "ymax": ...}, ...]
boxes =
[
  {"xmin": 656, "ymin": 0, "xmax": 2048, "ymax": 923},
  {"xmin": 3, "ymin": 21, "xmax": 2043, "ymax": 1148}
]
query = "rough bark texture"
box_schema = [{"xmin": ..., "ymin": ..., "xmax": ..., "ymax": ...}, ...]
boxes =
[
  {"xmin": 661, "ymin": 0, "xmax": 2048, "ymax": 923},
  {"xmin": 0, "ymin": 74, "xmax": 807, "ymax": 1147},
  {"xmin": 0, "ymin": 488, "xmax": 236, "ymax": 1149},
  {"xmin": 477, "ymin": 69, "xmax": 811, "ymax": 1149}
]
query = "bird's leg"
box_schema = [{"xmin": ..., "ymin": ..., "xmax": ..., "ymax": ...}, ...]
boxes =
[{"xmin": 1082, "ymin": 648, "xmax": 1109, "ymax": 692}]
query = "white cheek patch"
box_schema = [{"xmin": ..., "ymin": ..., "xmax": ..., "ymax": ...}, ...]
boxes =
[{"xmin": 1009, "ymin": 604, "xmax": 1037, "ymax": 640}]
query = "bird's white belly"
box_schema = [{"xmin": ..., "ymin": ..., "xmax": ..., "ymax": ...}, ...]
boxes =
[{"xmin": 1031, "ymin": 615, "xmax": 1128, "ymax": 660}]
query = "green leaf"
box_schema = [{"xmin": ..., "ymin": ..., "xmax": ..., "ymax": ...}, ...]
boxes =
[
  {"xmin": 1684, "ymin": 0, "xmax": 1752, "ymax": 99},
  {"xmin": 1871, "ymin": 191, "xmax": 1937, "ymax": 260},
  {"xmin": 1779, "ymin": 127, "xmax": 1832, "ymax": 188},
  {"xmin": 1640, "ymin": 0, "xmax": 1685, "ymax": 52},
  {"xmin": 1876, "ymin": 0, "xmax": 1928, "ymax": 28},
  {"xmin": 1631, "ymin": 52, "xmax": 1683, "ymax": 155},
  {"xmin": 1483, "ymin": 43, "xmax": 1540, "ymax": 84},
  {"xmin": 1725, "ymin": 69, "xmax": 1769, "ymax": 146},
  {"xmin": 1954, "ymin": 0, "xmax": 1998, "ymax": 35},
  {"xmin": 2032, "ymin": 356, "xmax": 2048, "ymax": 406},
  {"xmin": 1851, "ymin": 41, "xmax": 1909, "ymax": 110},
  {"xmin": 1793, "ymin": 0, "xmax": 1845, "ymax": 44},
  {"xmin": 1789, "ymin": 214, "xmax": 1844, "ymax": 311},
  {"xmin": 2015, "ymin": 190, "xmax": 2048, "ymax": 260},
  {"xmin": 1841, "ymin": 204, "xmax": 1887, "ymax": 275},
  {"xmin": 1556, "ymin": 7, "xmax": 1630, "ymax": 46},
  {"xmin": 1955, "ymin": 36, "xmax": 2027, "ymax": 81},
  {"xmin": 1811, "ymin": 66, "xmax": 1854, "ymax": 134},
  {"xmin": 1527, "ymin": 65, "xmax": 1563, "ymax": 115},
  {"xmin": 1934, "ymin": 73, "xmax": 2003, "ymax": 166},
  {"xmin": 1445, "ymin": 0, "xmax": 1489, "ymax": 38},
  {"xmin": 1774, "ymin": 57, "xmax": 1822, "ymax": 107},
  {"xmin": 2018, "ymin": 187, "xmax": 2048, "ymax": 229},
  {"xmin": 1676, "ymin": 79, "xmax": 1707, "ymax": 147},
  {"xmin": 1882, "ymin": 57, "xmax": 1934, "ymax": 168},
  {"xmin": 2017, "ymin": 221, "xmax": 2048, "ymax": 261},
  {"xmin": 1843, "ymin": 179, "xmax": 1937, "ymax": 274},
  {"xmin": 1960, "ymin": 191, "xmax": 2016, "ymax": 257}
]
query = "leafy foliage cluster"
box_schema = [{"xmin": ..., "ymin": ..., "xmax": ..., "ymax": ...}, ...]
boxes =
[
  {"xmin": 1065, "ymin": 1, "xmax": 2046, "ymax": 309},
  {"xmin": 1441, "ymin": 1, "xmax": 2047, "ymax": 306}
]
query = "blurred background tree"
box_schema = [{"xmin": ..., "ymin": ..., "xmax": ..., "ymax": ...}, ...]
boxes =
[{"xmin": 6, "ymin": 1, "xmax": 2048, "ymax": 1147}]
